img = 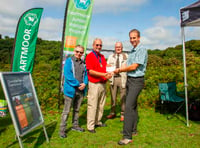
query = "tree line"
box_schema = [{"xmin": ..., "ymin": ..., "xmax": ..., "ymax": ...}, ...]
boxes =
[{"xmin": 0, "ymin": 36, "xmax": 199, "ymax": 109}]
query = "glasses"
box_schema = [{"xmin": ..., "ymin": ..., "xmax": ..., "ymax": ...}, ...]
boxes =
[
  {"xmin": 96, "ymin": 44, "xmax": 102, "ymax": 47},
  {"xmin": 75, "ymin": 50, "xmax": 84, "ymax": 54}
]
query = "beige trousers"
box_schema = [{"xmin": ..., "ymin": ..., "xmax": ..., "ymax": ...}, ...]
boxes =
[
  {"xmin": 110, "ymin": 77, "xmax": 126, "ymax": 115},
  {"xmin": 87, "ymin": 82, "xmax": 106, "ymax": 130}
]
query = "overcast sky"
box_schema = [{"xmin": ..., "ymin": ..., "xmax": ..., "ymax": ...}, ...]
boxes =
[{"xmin": 1, "ymin": 0, "xmax": 200, "ymax": 51}]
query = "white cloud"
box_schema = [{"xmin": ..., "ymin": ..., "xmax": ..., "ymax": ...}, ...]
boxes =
[
  {"xmin": 40, "ymin": 17, "xmax": 63, "ymax": 32},
  {"xmin": 88, "ymin": 16, "xmax": 180, "ymax": 51},
  {"xmin": 139, "ymin": 15, "xmax": 182, "ymax": 50},
  {"xmin": 87, "ymin": 35, "xmax": 132, "ymax": 52},
  {"xmin": 153, "ymin": 16, "xmax": 179, "ymax": 27},
  {"xmin": 0, "ymin": 0, "xmax": 33, "ymax": 37},
  {"xmin": 0, "ymin": 0, "xmax": 31, "ymax": 17},
  {"xmin": 2, "ymin": 0, "xmax": 199, "ymax": 52},
  {"xmin": 144, "ymin": 26, "xmax": 173, "ymax": 40},
  {"xmin": 34, "ymin": 0, "xmax": 66, "ymax": 6},
  {"xmin": 184, "ymin": 27, "xmax": 200, "ymax": 40},
  {"xmin": 87, "ymin": 36, "xmax": 116, "ymax": 50},
  {"xmin": 38, "ymin": 31, "xmax": 61, "ymax": 41},
  {"xmin": 142, "ymin": 26, "xmax": 181, "ymax": 50},
  {"xmin": 0, "ymin": 0, "xmax": 64, "ymax": 39},
  {"xmin": 87, "ymin": 35, "xmax": 132, "ymax": 58},
  {"xmin": 93, "ymin": 0, "xmax": 149, "ymax": 13},
  {"xmin": 0, "ymin": 15, "xmax": 17, "ymax": 35},
  {"xmin": 38, "ymin": 17, "xmax": 63, "ymax": 40}
]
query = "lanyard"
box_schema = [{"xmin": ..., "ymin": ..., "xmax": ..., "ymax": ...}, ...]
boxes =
[{"xmin": 92, "ymin": 50, "xmax": 102, "ymax": 64}]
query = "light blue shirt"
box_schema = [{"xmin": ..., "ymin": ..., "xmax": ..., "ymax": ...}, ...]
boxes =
[{"xmin": 126, "ymin": 43, "xmax": 148, "ymax": 77}]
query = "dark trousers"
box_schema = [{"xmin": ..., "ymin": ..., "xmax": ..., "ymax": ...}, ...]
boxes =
[{"xmin": 123, "ymin": 76, "xmax": 144, "ymax": 139}]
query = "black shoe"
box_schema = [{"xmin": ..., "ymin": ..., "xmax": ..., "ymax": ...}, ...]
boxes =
[
  {"xmin": 95, "ymin": 123, "xmax": 107, "ymax": 128},
  {"xmin": 88, "ymin": 129, "xmax": 96, "ymax": 133},
  {"xmin": 72, "ymin": 126, "xmax": 85, "ymax": 132},
  {"xmin": 60, "ymin": 133, "xmax": 67, "ymax": 138}
]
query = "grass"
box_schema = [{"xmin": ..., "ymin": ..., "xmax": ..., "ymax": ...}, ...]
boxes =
[{"xmin": 0, "ymin": 98, "xmax": 200, "ymax": 148}]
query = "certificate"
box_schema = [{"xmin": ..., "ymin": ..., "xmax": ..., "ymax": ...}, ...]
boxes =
[{"xmin": 106, "ymin": 66, "xmax": 115, "ymax": 72}]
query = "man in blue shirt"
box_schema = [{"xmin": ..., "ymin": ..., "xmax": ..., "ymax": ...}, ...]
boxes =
[
  {"xmin": 114, "ymin": 29, "xmax": 148, "ymax": 145},
  {"xmin": 59, "ymin": 45, "xmax": 88, "ymax": 138}
]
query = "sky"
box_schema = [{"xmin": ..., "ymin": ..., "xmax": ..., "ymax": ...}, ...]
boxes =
[{"xmin": 1, "ymin": 0, "xmax": 200, "ymax": 51}]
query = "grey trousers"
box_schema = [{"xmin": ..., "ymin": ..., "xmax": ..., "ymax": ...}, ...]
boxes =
[
  {"xmin": 110, "ymin": 77, "xmax": 126, "ymax": 115},
  {"xmin": 60, "ymin": 91, "xmax": 83, "ymax": 134},
  {"xmin": 123, "ymin": 76, "xmax": 144, "ymax": 139}
]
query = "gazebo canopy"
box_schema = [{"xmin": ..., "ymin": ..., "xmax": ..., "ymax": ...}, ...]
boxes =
[{"xmin": 181, "ymin": 0, "xmax": 200, "ymax": 27}]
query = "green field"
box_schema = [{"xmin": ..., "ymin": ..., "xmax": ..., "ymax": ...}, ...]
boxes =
[{"xmin": 0, "ymin": 98, "xmax": 200, "ymax": 148}]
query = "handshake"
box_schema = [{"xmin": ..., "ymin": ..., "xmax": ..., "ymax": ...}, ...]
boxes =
[{"xmin": 104, "ymin": 66, "xmax": 121, "ymax": 79}]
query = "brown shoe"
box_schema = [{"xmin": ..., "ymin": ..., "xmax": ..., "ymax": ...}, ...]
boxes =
[
  {"xmin": 107, "ymin": 114, "xmax": 116, "ymax": 119},
  {"xmin": 118, "ymin": 139, "xmax": 132, "ymax": 145},
  {"xmin": 120, "ymin": 115, "xmax": 124, "ymax": 122},
  {"xmin": 88, "ymin": 129, "xmax": 96, "ymax": 133}
]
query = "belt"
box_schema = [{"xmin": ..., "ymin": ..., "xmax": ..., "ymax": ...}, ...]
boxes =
[
  {"xmin": 128, "ymin": 76, "xmax": 144, "ymax": 79},
  {"xmin": 114, "ymin": 75, "xmax": 121, "ymax": 78}
]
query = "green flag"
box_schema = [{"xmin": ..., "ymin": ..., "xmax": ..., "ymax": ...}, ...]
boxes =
[
  {"xmin": 62, "ymin": 0, "xmax": 94, "ymax": 56},
  {"xmin": 12, "ymin": 8, "xmax": 43, "ymax": 73},
  {"xmin": 58, "ymin": 0, "xmax": 94, "ymax": 109}
]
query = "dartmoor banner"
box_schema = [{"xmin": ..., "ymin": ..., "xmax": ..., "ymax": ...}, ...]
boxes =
[
  {"xmin": 62, "ymin": 0, "xmax": 94, "ymax": 57},
  {"xmin": 12, "ymin": 8, "xmax": 43, "ymax": 73}
]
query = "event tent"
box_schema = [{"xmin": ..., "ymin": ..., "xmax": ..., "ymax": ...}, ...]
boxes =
[{"xmin": 180, "ymin": 0, "xmax": 200, "ymax": 126}]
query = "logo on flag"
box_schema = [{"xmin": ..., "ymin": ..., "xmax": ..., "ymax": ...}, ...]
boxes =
[
  {"xmin": 74, "ymin": 0, "xmax": 91, "ymax": 10},
  {"xmin": 24, "ymin": 13, "xmax": 39, "ymax": 26}
]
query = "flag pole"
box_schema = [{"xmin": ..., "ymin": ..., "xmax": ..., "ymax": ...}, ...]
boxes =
[{"xmin": 58, "ymin": 0, "xmax": 70, "ymax": 110}]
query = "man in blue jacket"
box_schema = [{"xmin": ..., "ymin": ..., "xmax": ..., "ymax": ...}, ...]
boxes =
[{"xmin": 59, "ymin": 45, "xmax": 88, "ymax": 138}]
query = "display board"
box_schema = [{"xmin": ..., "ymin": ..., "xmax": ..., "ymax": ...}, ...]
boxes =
[{"xmin": 0, "ymin": 72, "xmax": 44, "ymax": 136}]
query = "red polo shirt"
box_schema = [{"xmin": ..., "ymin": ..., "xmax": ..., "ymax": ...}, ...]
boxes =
[{"xmin": 86, "ymin": 51, "xmax": 107, "ymax": 83}]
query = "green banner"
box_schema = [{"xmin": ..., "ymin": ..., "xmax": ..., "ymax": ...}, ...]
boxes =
[
  {"xmin": 12, "ymin": 8, "xmax": 43, "ymax": 73},
  {"xmin": 63, "ymin": 0, "xmax": 94, "ymax": 55}
]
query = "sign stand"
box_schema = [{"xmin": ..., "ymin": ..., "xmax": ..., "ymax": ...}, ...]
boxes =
[
  {"xmin": 17, "ymin": 135, "xmax": 23, "ymax": 148},
  {"xmin": 0, "ymin": 72, "xmax": 49, "ymax": 148},
  {"xmin": 43, "ymin": 123, "xmax": 49, "ymax": 143}
]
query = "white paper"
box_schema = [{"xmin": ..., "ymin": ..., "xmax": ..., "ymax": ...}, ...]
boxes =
[{"xmin": 106, "ymin": 66, "xmax": 115, "ymax": 72}]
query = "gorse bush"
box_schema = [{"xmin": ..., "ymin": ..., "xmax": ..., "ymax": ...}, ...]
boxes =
[{"xmin": 0, "ymin": 37, "xmax": 199, "ymax": 110}]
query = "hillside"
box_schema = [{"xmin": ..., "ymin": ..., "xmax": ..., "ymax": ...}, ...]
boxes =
[{"xmin": 0, "ymin": 37, "xmax": 200, "ymax": 109}]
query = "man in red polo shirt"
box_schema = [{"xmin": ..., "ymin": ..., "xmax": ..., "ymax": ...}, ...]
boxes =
[{"xmin": 86, "ymin": 38, "xmax": 112, "ymax": 133}]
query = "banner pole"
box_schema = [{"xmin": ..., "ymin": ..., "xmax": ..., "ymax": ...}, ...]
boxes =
[
  {"xmin": 58, "ymin": 0, "xmax": 70, "ymax": 110},
  {"xmin": 181, "ymin": 27, "xmax": 189, "ymax": 127},
  {"xmin": 10, "ymin": 8, "xmax": 25, "ymax": 71}
]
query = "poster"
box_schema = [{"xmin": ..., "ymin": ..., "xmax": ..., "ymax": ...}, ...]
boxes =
[{"xmin": 0, "ymin": 72, "xmax": 43, "ymax": 136}]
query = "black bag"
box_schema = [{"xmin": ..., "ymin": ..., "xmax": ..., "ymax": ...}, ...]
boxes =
[{"xmin": 189, "ymin": 100, "xmax": 200, "ymax": 121}]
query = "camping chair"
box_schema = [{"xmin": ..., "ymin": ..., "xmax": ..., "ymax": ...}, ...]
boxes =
[{"xmin": 158, "ymin": 82, "xmax": 184, "ymax": 119}]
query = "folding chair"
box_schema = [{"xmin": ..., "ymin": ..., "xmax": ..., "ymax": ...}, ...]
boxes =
[{"xmin": 158, "ymin": 82, "xmax": 185, "ymax": 119}]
